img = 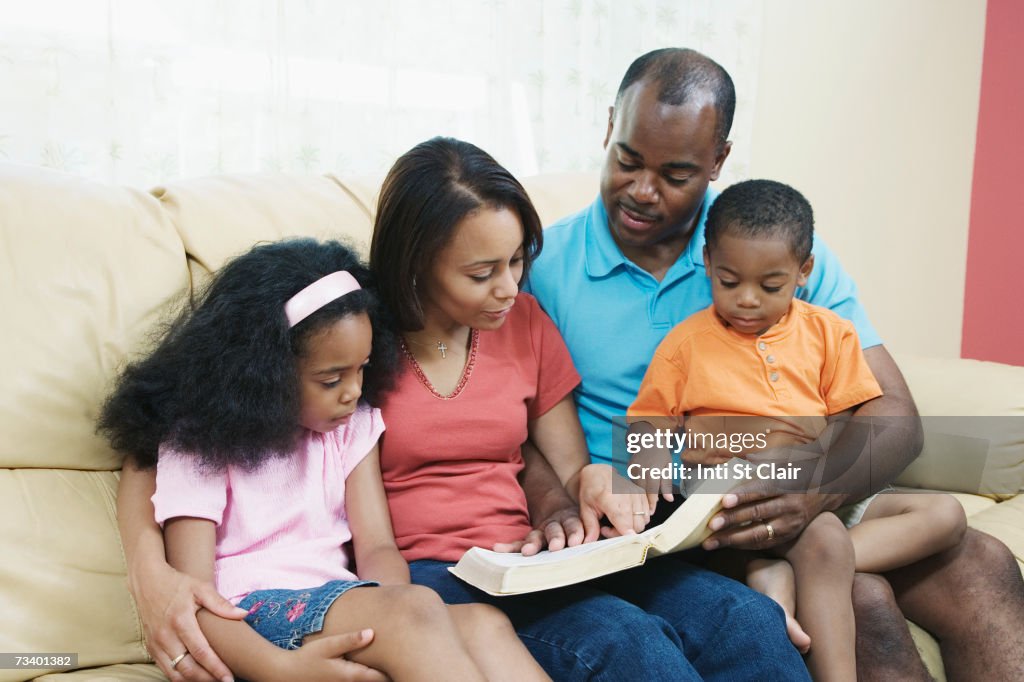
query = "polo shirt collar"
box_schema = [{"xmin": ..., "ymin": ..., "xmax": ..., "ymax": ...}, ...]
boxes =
[
  {"xmin": 583, "ymin": 197, "xmax": 627, "ymax": 278},
  {"xmin": 584, "ymin": 189, "xmax": 716, "ymax": 280}
]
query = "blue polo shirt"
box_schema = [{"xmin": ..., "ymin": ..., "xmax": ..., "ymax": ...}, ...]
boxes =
[{"xmin": 524, "ymin": 191, "xmax": 882, "ymax": 465}]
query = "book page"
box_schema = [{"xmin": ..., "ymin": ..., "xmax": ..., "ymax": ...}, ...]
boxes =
[{"xmin": 463, "ymin": 533, "xmax": 641, "ymax": 567}]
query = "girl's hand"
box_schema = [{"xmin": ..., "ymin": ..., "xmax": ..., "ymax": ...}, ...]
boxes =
[
  {"xmin": 577, "ymin": 464, "xmax": 665, "ymax": 540},
  {"xmin": 130, "ymin": 560, "xmax": 246, "ymax": 682},
  {"xmin": 280, "ymin": 630, "xmax": 388, "ymax": 682}
]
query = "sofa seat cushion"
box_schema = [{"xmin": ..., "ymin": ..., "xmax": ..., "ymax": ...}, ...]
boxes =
[
  {"xmin": 34, "ymin": 663, "xmax": 164, "ymax": 680},
  {"xmin": 0, "ymin": 471, "xmax": 148, "ymax": 682}
]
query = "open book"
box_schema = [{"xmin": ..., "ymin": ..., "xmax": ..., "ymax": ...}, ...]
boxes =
[{"xmin": 449, "ymin": 471, "xmax": 736, "ymax": 596}]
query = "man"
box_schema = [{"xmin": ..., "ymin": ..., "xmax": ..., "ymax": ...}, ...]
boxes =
[{"xmin": 525, "ymin": 47, "xmax": 1024, "ymax": 681}]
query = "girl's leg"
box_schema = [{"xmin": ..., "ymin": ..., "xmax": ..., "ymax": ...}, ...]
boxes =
[
  {"xmin": 778, "ymin": 512, "xmax": 856, "ymax": 682},
  {"xmin": 304, "ymin": 584, "xmax": 485, "ymax": 682},
  {"xmin": 746, "ymin": 557, "xmax": 812, "ymax": 653},
  {"xmin": 848, "ymin": 492, "xmax": 967, "ymax": 573},
  {"xmin": 449, "ymin": 603, "xmax": 550, "ymax": 682}
]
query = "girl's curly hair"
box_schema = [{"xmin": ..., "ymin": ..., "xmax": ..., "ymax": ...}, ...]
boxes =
[{"xmin": 98, "ymin": 238, "xmax": 400, "ymax": 470}]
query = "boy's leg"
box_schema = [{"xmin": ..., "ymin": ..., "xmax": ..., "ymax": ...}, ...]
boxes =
[
  {"xmin": 304, "ymin": 584, "xmax": 485, "ymax": 682},
  {"xmin": 448, "ymin": 603, "xmax": 550, "ymax": 682},
  {"xmin": 410, "ymin": 559, "xmax": 702, "ymax": 682},
  {"xmin": 775, "ymin": 512, "xmax": 856, "ymax": 682},
  {"xmin": 848, "ymin": 492, "xmax": 966, "ymax": 573},
  {"xmin": 745, "ymin": 557, "xmax": 811, "ymax": 653}
]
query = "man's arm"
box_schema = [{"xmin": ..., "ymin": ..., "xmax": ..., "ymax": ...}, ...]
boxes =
[
  {"xmin": 118, "ymin": 459, "xmax": 243, "ymax": 682},
  {"xmin": 492, "ymin": 439, "xmax": 586, "ymax": 555},
  {"xmin": 705, "ymin": 345, "xmax": 923, "ymax": 550}
]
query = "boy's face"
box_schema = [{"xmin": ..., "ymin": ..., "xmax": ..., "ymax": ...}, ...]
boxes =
[{"xmin": 703, "ymin": 232, "xmax": 813, "ymax": 336}]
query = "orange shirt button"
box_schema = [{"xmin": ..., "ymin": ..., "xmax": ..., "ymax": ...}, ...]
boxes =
[
  {"xmin": 758, "ymin": 342, "xmax": 767, "ymax": 351},
  {"xmin": 770, "ymin": 372, "xmax": 779, "ymax": 382}
]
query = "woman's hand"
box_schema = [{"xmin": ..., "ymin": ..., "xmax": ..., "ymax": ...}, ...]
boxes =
[
  {"xmin": 276, "ymin": 630, "xmax": 388, "ymax": 682},
  {"xmin": 576, "ymin": 463, "xmax": 664, "ymax": 540},
  {"xmin": 130, "ymin": 560, "xmax": 246, "ymax": 682}
]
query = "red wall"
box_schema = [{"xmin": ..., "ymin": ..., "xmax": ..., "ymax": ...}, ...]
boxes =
[{"xmin": 962, "ymin": 0, "xmax": 1024, "ymax": 366}]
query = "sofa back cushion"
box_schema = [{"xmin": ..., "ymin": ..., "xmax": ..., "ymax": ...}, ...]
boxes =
[
  {"xmin": 894, "ymin": 354, "xmax": 1024, "ymax": 497},
  {"xmin": 0, "ymin": 163, "xmax": 189, "ymax": 471},
  {"xmin": 155, "ymin": 173, "xmax": 373, "ymax": 280}
]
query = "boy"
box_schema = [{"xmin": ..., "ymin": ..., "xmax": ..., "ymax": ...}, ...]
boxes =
[{"xmin": 628, "ymin": 180, "xmax": 966, "ymax": 680}]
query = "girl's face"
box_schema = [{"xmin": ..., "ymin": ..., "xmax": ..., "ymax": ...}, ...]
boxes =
[
  {"xmin": 297, "ymin": 312, "xmax": 372, "ymax": 433},
  {"xmin": 421, "ymin": 206, "xmax": 524, "ymax": 331}
]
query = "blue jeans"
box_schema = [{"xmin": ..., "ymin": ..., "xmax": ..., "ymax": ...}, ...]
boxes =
[
  {"xmin": 237, "ymin": 580, "xmax": 377, "ymax": 649},
  {"xmin": 411, "ymin": 556, "xmax": 809, "ymax": 681}
]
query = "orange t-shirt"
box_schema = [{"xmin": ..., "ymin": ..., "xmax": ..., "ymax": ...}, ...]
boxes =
[
  {"xmin": 379, "ymin": 293, "xmax": 581, "ymax": 563},
  {"xmin": 628, "ymin": 300, "xmax": 882, "ymax": 443}
]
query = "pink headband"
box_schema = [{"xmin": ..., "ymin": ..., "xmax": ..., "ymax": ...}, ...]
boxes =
[{"xmin": 284, "ymin": 271, "xmax": 361, "ymax": 328}]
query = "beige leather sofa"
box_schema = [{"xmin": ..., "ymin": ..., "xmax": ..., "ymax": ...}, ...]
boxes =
[{"xmin": 2, "ymin": 162, "xmax": 1021, "ymax": 681}]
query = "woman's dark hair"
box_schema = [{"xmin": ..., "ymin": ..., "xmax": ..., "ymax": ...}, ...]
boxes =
[
  {"xmin": 369, "ymin": 136, "xmax": 543, "ymax": 331},
  {"xmin": 97, "ymin": 238, "xmax": 400, "ymax": 470}
]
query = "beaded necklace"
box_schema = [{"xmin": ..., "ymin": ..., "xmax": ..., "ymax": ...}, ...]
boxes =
[{"xmin": 399, "ymin": 329, "xmax": 479, "ymax": 400}]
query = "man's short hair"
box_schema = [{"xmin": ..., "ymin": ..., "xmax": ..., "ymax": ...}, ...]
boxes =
[
  {"xmin": 705, "ymin": 179, "xmax": 814, "ymax": 263},
  {"xmin": 615, "ymin": 47, "xmax": 736, "ymax": 150}
]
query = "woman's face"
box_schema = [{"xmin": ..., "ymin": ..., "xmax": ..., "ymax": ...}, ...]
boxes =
[{"xmin": 420, "ymin": 206, "xmax": 524, "ymax": 331}]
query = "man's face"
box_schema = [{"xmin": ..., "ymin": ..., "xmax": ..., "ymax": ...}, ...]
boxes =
[{"xmin": 600, "ymin": 80, "xmax": 731, "ymax": 251}]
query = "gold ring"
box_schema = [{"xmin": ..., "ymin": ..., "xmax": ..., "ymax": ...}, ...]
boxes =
[
  {"xmin": 170, "ymin": 652, "xmax": 187, "ymax": 669},
  {"xmin": 765, "ymin": 523, "xmax": 775, "ymax": 540}
]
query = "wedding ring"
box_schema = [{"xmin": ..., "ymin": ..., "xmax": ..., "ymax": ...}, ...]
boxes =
[
  {"xmin": 633, "ymin": 511, "xmax": 647, "ymax": 516},
  {"xmin": 764, "ymin": 523, "xmax": 775, "ymax": 540},
  {"xmin": 170, "ymin": 652, "xmax": 188, "ymax": 669}
]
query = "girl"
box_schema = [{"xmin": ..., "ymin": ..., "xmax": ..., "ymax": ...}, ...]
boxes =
[{"xmin": 99, "ymin": 238, "xmax": 549, "ymax": 682}]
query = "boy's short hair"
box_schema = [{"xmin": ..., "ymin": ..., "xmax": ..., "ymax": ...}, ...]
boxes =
[{"xmin": 705, "ymin": 179, "xmax": 814, "ymax": 262}]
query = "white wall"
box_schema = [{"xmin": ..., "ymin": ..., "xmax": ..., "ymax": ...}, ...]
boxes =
[{"xmin": 747, "ymin": 0, "xmax": 986, "ymax": 358}]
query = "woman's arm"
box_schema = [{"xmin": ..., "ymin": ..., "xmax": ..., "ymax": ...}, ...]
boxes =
[
  {"xmin": 527, "ymin": 396, "xmax": 655, "ymax": 542},
  {"xmin": 117, "ymin": 459, "xmax": 242, "ymax": 682},
  {"xmin": 344, "ymin": 444, "xmax": 410, "ymax": 585}
]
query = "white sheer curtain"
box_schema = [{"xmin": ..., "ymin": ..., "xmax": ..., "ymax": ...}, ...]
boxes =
[{"xmin": 0, "ymin": 0, "xmax": 762, "ymax": 187}]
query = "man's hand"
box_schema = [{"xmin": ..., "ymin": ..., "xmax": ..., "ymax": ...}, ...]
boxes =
[
  {"xmin": 493, "ymin": 504, "xmax": 585, "ymax": 556},
  {"xmin": 703, "ymin": 487, "xmax": 831, "ymax": 551},
  {"xmin": 132, "ymin": 561, "xmax": 246, "ymax": 682}
]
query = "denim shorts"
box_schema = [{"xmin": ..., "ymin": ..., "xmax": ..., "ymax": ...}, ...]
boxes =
[{"xmin": 238, "ymin": 579, "xmax": 378, "ymax": 650}]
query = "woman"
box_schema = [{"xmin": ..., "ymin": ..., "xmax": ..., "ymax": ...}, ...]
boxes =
[{"xmin": 118, "ymin": 137, "xmax": 808, "ymax": 681}]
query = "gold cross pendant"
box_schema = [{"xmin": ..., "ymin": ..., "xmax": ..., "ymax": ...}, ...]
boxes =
[{"xmin": 437, "ymin": 341, "xmax": 448, "ymax": 359}]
